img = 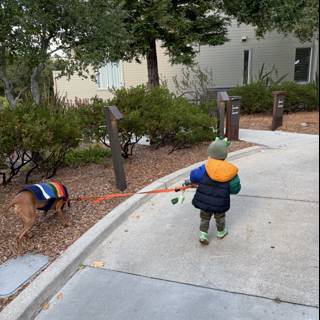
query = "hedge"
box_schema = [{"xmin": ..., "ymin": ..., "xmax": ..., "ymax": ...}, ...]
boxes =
[
  {"xmin": 64, "ymin": 144, "xmax": 111, "ymax": 167},
  {"xmin": 0, "ymin": 103, "xmax": 81, "ymax": 184},
  {"xmin": 109, "ymin": 85, "xmax": 217, "ymax": 152},
  {"xmin": 0, "ymin": 86, "xmax": 218, "ymax": 184},
  {"xmin": 78, "ymin": 86, "xmax": 217, "ymax": 156},
  {"xmin": 229, "ymin": 82, "xmax": 319, "ymax": 114}
]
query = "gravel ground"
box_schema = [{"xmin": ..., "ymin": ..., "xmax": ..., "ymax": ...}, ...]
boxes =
[
  {"xmin": 0, "ymin": 140, "xmax": 253, "ymax": 311},
  {"xmin": 240, "ymin": 111, "xmax": 319, "ymax": 134}
]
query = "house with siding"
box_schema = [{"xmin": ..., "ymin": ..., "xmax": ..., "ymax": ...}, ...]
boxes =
[{"xmin": 53, "ymin": 20, "xmax": 319, "ymax": 102}]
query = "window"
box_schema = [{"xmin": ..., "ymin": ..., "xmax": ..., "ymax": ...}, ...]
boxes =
[
  {"xmin": 294, "ymin": 48, "xmax": 312, "ymax": 82},
  {"xmin": 243, "ymin": 50, "xmax": 251, "ymax": 85},
  {"xmin": 97, "ymin": 62, "xmax": 123, "ymax": 89}
]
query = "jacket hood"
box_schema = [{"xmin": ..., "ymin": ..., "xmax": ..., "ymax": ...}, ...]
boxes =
[{"xmin": 205, "ymin": 159, "xmax": 238, "ymax": 182}]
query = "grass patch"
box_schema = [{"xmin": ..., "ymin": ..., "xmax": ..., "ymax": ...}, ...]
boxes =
[{"xmin": 64, "ymin": 145, "xmax": 111, "ymax": 167}]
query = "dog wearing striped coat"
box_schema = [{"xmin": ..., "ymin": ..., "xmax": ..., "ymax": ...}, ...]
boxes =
[{"xmin": 7, "ymin": 181, "xmax": 70, "ymax": 245}]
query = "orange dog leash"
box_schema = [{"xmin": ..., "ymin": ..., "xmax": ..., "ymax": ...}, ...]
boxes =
[{"xmin": 71, "ymin": 185, "xmax": 194, "ymax": 204}]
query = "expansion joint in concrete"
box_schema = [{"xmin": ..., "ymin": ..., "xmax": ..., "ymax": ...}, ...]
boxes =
[{"xmin": 84, "ymin": 267, "xmax": 320, "ymax": 310}]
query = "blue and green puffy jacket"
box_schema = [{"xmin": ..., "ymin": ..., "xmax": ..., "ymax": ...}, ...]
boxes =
[{"xmin": 190, "ymin": 159, "xmax": 241, "ymax": 213}]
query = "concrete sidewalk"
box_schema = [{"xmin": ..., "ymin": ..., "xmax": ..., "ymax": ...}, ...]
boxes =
[
  {"xmin": 239, "ymin": 128, "xmax": 319, "ymax": 148},
  {"xmin": 36, "ymin": 268, "xmax": 318, "ymax": 320},
  {"xmin": 30, "ymin": 131, "xmax": 320, "ymax": 319}
]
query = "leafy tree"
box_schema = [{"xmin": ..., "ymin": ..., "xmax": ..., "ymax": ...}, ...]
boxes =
[
  {"xmin": 0, "ymin": 58, "xmax": 61, "ymax": 103},
  {"xmin": 0, "ymin": 0, "xmax": 125, "ymax": 107},
  {"xmin": 1, "ymin": 0, "xmax": 318, "ymax": 106},
  {"xmin": 118, "ymin": 0, "xmax": 229, "ymax": 87},
  {"xmin": 116, "ymin": 0, "xmax": 318, "ymax": 87},
  {"xmin": 293, "ymin": 0, "xmax": 319, "ymax": 41},
  {"xmin": 0, "ymin": 0, "xmax": 21, "ymax": 107},
  {"xmin": 224, "ymin": 0, "xmax": 319, "ymax": 41}
]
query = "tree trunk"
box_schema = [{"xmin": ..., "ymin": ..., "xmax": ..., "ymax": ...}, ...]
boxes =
[
  {"xmin": 31, "ymin": 63, "xmax": 44, "ymax": 104},
  {"xmin": 146, "ymin": 38, "xmax": 160, "ymax": 87},
  {"xmin": 0, "ymin": 47, "xmax": 17, "ymax": 108},
  {"xmin": 3, "ymin": 80, "xmax": 17, "ymax": 108},
  {"xmin": 0, "ymin": 71, "xmax": 17, "ymax": 108}
]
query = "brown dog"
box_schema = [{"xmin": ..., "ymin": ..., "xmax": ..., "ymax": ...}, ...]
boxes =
[{"xmin": 7, "ymin": 182, "xmax": 70, "ymax": 245}]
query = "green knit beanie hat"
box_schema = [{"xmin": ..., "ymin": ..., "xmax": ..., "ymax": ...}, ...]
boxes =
[{"xmin": 208, "ymin": 137, "xmax": 230, "ymax": 160}]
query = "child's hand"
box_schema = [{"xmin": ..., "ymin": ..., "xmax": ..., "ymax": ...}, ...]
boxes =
[{"xmin": 183, "ymin": 179, "xmax": 192, "ymax": 186}]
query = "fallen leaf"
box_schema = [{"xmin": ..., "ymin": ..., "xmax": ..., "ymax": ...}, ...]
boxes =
[
  {"xmin": 91, "ymin": 260, "xmax": 105, "ymax": 268},
  {"xmin": 42, "ymin": 303, "xmax": 50, "ymax": 311},
  {"xmin": 274, "ymin": 297, "xmax": 282, "ymax": 304},
  {"xmin": 56, "ymin": 292, "xmax": 64, "ymax": 300}
]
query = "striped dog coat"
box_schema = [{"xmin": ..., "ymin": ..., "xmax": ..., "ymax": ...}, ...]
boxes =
[{"xmin": 20, "ymin": 181, "xmax": 69, "ymax": 211}]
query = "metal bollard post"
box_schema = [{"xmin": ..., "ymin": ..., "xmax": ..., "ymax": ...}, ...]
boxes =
[
  {"xmin": 217, "ymin": 92, "xmax": 230, "ymax": 138},
  {"xmin": 272, "ymin": 91, "xmax": 287, "ymax": 131},
  {"xmin": 104, "ymin": 106, "xmax": 127, "ymax": 191},
  {"xmin": 226, "ymin": 96, "xmax": 241, "ymax": 141}
]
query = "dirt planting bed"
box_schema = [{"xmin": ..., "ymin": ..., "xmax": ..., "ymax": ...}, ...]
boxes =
[{"xmin": 240, "ymin": 111, "xmax": 319, "ymax": 134}]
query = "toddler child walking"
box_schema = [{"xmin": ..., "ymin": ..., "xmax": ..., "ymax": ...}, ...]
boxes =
[{"xmin": 186, "ymin": 138, "xmax": 241, "ymax": 245}]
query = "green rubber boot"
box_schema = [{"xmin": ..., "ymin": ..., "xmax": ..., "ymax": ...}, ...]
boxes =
[
  {"xmin": 217, "ymin": 229, "xmax": 228, "ymax": 239},
  {"xmin": 199, "ymin": 232, "xmax": 209, "ymax": 245}
]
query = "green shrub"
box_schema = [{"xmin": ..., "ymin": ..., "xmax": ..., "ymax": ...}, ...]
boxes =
[
  {"xmin": 0, "ymin": 103, "xmax": 82, "ymax": 184},
  {"xmin": 77, "ymin": 93, "xmax": 146, "ymax": 158},
  {"xmin": 60, "ymin": 85, "xmax": 217, "ymax": 158},
  {"xmin": 277, "ymin": 82, "xmax": 319, "ymax": 112},
  {"xmin": 199, "ymin": 100, "xmax": 218, "ymax": 116},
  {"xmin": 64, "ymin": 144, "xmax": 111, "ymax": 167},
  {"xmin": 229, "ymin": 83, "xmax": 273, "ymax": 114},
  {"xmin": 108, "ymin": 86, "xmax": 150, "ymax": 157},
  {"xmin": 110, "ymin": 85, "xmax": 217, "ymax": 152},
  {"xmin": 0, "ymin": 105, "xmax": 28, "ymax": 184},
  {"xmin": 77, "ymin": 99, "xmax": 107, "ymax": 144},
  {"xmin": 0, "ymin": 96, "xmax": 10, "ymax": 109},
  {"xmin": 0, "ymin": 107, "xmax": 16, "ymax": 182},
  {"xmin": 168, "ymin": 102, "xmax": 217, "ymax": 151},
  {"xmin": 230, "ymin": 82, "xmax": 319, "ymax": 114},
  {"xmin": 78, "ymin": 86, "xmax": 217, "ymax": 157}
]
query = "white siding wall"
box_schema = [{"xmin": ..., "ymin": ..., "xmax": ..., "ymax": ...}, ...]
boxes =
[
  {"xmin": 54, "ymin": 21, "xmax": 318, "ymax": 101},
  {"xmin": 53, "ymin": 46, "xmax": 181, "ymax": 101},
  {"xmin": 53, "ymin": 67, "xmax": 115, "ymax": 102},
  {"xmin": 196, "ymin": 21, "xmax": 315, "ymax": 87}
]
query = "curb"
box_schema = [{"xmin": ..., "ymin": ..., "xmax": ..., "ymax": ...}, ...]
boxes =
[{"xmin": 0, "ymin": 146, "xmax": 263, "ymax": 320}]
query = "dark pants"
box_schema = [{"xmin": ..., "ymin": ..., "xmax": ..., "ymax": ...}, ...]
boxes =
[{"xmin": 200, "ymin": 211, "xmax": 226, "ymax": 233}]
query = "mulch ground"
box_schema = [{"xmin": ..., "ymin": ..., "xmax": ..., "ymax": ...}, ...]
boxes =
[
  {"xmin": 240, "ymin": 111, "xmax": 319, "ymax": 134},
  {"xmin": 0, "ymin": 140, "xmax": 253, "ymax": 311}
]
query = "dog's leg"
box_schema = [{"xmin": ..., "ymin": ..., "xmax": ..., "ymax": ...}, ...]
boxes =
[
  {"xmin": 17, "ymin": 222, "xmax": 34, "ymax": 244},
  {"xmin": 16, "ymin": 205, "xmax": 36, "ymax": 246},
  {"xmin": 55, "ymin": 201, "xmax": 69, "ymax": 228},
  {"xmin": 56, "ymin": 210, "xmax": 69, "ymax": 227}
]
